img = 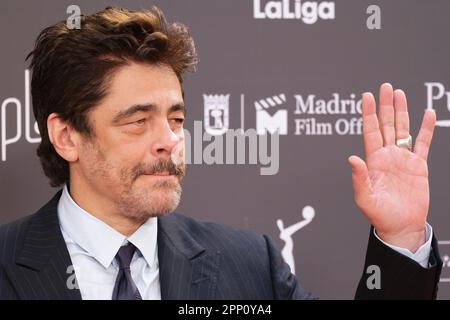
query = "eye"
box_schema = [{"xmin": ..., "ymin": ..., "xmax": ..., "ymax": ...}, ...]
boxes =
[
  {"xmin": 132, "ymin": 119, "xmax": 147, "ymax": 126},
  {"xmin": 171, "ymin": 118, "xmax": 185, "ymax": 125}
]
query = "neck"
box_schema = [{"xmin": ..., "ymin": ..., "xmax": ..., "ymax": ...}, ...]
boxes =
[{"xmin": 68, "ymin": 178, "xmax": 145, "ymax": 237}]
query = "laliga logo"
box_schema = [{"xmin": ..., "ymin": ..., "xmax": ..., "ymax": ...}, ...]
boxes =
[
  {"xmin": 253, "ymin": 0, "xmax": 335, "ymax": 24},
  {"xmin": 425, "ymin": 82, "xmax": 450, "ymax": 127},
  {"xmin": 1, "ymin": 70, "xmax": 41, "ymax": 162}
]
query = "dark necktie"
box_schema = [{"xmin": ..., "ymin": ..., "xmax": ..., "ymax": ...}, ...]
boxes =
[{"xmin": 112, "ymin": 243, "xmax": 142, "ymax": 300}]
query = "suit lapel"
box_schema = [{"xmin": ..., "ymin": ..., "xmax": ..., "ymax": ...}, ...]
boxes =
[
  {"xmin": 158, "ymin": 215, "xmax": 221, "ymax": 300},
  {"xmin": 4, "ymin": 192, "xmax": 220, "ymax": 300},
  {"xmin": 4, "ymin": 191, "xmax": 82, "ymax": 300}
]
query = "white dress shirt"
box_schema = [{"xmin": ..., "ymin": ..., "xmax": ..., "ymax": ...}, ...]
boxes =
[
  {"xmin": 375, "ymin": 223, "xmax": 433, "ymax": 268},
  {"xmin": 58, "ymin": 185, "xmax": 161, "ymax": 300}
]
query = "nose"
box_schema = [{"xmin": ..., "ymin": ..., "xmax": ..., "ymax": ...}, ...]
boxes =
[{"xmin": 151, "ymin": 120, "xmax": 180, "ymax": 158}]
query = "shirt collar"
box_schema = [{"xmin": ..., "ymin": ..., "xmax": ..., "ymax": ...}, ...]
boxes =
[{"xmin": 57, "ymin": 184, "xmax": 158, "ymax": 269}]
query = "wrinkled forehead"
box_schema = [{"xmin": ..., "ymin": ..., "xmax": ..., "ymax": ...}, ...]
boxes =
[{"xmin": 95, "ymin": 62, "xmax": 184, "ymax": 118}]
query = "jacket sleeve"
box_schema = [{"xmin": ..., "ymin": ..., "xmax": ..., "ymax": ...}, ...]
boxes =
[
  {"xmin": 355, "ymin": 227, "xmax": 443, "ymax": 300},
  {"xmin": 264, "ymin": 235, "xmax": 317, "ymax": 300}
]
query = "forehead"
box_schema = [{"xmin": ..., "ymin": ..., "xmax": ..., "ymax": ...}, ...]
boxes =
[{"xmin": 100, "ymin": 62, "xmax": 183, "ymax": 113}]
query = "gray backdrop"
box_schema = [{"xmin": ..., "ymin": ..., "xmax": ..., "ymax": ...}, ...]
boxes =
[{"xmin": 1, "ymin": 0, "xmax": 449, "ymax": 299}]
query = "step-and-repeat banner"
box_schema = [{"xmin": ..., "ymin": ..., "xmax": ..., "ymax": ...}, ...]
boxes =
[{"xmin": 1, "ymin": 0, "xmax": 449, "ymax": 299}]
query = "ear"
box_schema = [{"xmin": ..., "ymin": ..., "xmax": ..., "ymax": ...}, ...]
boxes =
[{"xmin": 47, "ymin": 113, "xmax": 80, "ymax": 162}]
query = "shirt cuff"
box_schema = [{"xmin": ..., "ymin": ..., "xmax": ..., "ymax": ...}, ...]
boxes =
[{"xmin": 373, "ymin": 223, "xmax": 433, "ymax": 268}]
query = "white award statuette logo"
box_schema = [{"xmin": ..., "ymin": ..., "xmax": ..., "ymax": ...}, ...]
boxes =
[
  {"xmin": 203, "ymin": 94, "xmax": 230, "ymax": 136},
  {"xmin": 277, "ymin": 205, "xmax": 315, "ymax": 275},
  {"xmin": 438, "ymin": 240, "xmax": 450, "ymax": 283}
]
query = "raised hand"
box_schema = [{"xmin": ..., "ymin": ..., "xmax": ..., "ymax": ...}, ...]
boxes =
[{"xmin": 349, "ymin": 83, "xmax": 436, "ymax": 252}]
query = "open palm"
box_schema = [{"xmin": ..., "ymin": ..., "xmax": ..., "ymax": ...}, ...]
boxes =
[{"xmin": 349, "ymin": 83, "xmax": 436, "ymax": 252}]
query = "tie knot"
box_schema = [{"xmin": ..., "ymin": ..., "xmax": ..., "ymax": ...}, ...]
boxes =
[{"xmin": 115, "ymin": 244, "xmax": 136, "ymax": 269}]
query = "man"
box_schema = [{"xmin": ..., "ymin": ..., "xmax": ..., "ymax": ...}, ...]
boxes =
[{"xmin": 0, "ymin": 6, "xmax": 443, "ymax": 300}]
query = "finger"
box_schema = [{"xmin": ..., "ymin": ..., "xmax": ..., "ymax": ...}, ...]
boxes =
[
  {"xmin": 348, "ymin": 155, "xmax": 372, "ymax": 207},
  {"xmin": 393, "ymin": 89, "xmax": 410, "ymax": 140},
  {"xmin": 362, "ymin": 92, "xmax": 383, "ymax": 156},
  {"xmin": 378, "ymin": 83, "xmax": 396, "ymax": 145},
  {"xmin": 414, "ymin": 109, "xmax": 436, "ymax": 161}
]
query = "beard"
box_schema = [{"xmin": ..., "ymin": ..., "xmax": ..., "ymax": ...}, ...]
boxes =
[
  {"xmin": 83, "ymin": 140, "xmax": 186, "ymax": 223},
  {"xmin": 116, "ymin": 158, "xmax": 186, "ymax": 221}
]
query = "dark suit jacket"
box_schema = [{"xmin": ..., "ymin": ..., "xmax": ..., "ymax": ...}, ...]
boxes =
[{"xmin": 0, "ymin": 191, "xmax": 443, "ymax": 299}]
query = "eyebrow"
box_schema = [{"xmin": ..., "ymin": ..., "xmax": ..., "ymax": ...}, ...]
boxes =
[
  {"xmin": 168, "ymin": 104, "xmax": 187, "ymax": 117},
  {"xmin": 111, "ymin": 103, "xmax": 186, "ymax": 124}
]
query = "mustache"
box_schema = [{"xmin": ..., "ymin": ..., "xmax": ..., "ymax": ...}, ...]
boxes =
[{"xmin": 132, "ymin": 159, "xmax": 185, "ymax": 180}]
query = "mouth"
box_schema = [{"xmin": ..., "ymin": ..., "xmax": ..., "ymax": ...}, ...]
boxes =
[
  {"xmin": 139, "ymin": 172, "xmax": 180, "ymax": 188},
  {"xmin": 141, "ymin": 172, "xmax": 177, "ymax": 179},
  {"xmin": 149, "ymin": 171, "xmax": 171, "ymax": 176}
]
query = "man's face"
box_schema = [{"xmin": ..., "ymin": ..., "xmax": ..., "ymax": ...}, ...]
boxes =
[{"xmin": 75, "ymin": 62, "xmax": 186, "ymax": 221}]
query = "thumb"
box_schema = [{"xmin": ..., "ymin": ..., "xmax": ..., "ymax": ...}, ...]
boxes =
[{"xmin": 348, "ymin": 155, "xmax": 372, "ymax": 206}]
